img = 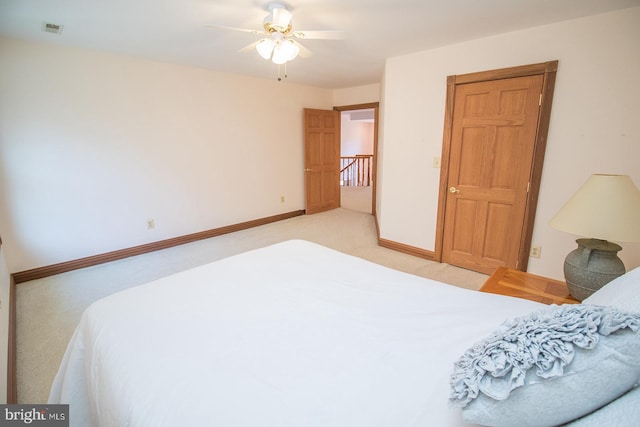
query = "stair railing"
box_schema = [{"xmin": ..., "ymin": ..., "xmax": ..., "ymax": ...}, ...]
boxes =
[{"xmin": 340, "ymin": 155, "xmax": 373, "ymax": 186}]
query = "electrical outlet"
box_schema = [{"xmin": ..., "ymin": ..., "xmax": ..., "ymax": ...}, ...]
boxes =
[
  {"xmin": 280, "ymin": 196, "xmax": 285, "ymax": 203},
  {"xmin": 433, "ymin": 157, "xmax": 441, "ymax": 168},
  {"xmin": 146, "ymin": 219, "xmax": 155, "ymax": 230},
  {"xmin": 530, "ymin": 245, "xmax": 542, "ymax": 258}
]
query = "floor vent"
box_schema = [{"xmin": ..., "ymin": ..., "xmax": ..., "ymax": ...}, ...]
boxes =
[{"xmin": 42, "ymin": 22, "xmax": 64, "ymax": 34}]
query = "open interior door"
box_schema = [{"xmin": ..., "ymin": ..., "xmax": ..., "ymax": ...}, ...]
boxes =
[{"xmin": 304, "ymin": 108, "xmax": 340, "ymax": 215}]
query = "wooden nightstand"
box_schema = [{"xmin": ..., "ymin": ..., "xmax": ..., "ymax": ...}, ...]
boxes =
[{"xmin": 480, "ymin": 267, "xmax": 580, "ymax": 305}]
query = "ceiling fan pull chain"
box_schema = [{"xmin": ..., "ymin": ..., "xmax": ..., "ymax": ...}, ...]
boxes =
[{"xmin": 276, "ymin": 63, "xmax": 289, "ymax": 81}]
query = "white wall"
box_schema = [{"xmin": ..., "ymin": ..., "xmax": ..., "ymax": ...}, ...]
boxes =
[
  {"xmin": 333, "ymin": 84, "xmax": 380, "ymax": 107},
  {"xmin": 379, "ymin": 8, "xmax": 640, "ymax": 280},
  {"xmin": 0, "ymin": 38, "xmax": 334, "ymax": 272}
]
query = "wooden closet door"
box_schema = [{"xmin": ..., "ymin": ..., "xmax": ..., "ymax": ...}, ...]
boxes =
[{"xmin": 442, "ymin": 74, "xmax": 544, "ymax": 274}]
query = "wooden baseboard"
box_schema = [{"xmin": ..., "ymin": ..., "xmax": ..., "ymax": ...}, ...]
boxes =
[
  {"xmin": 7, "ymin": 274, "xmax": 16, "ymax": 403},
  {"xmin": 12, "ymin": 210, "xmax": 305, "ymax": 284},
  {"xmin": 378, "ymin": 237, "xmax": 435, "ymax": 261}
]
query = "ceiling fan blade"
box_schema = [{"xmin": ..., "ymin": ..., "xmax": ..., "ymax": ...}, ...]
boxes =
[
  {"xmin": 206, "ymin": 24, "xmax": 265, "ymax": 36},
  {"xmin": 238, "ymin": 41, "xmax": 260, "ymax": 53},
  {"xmin": 291, "ymin": 30, "xmax": 345, "ymax": 40},
  {"xmin": 293, "ymin": 41, "xmax": 313, "ymax": 58}
]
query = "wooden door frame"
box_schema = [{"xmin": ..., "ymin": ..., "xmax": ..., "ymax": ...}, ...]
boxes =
[
  {"xmin": 434, "ymin": 61, "xmax": 558, "ymax": 271},
  {"xmin": 333, "ymin": 102, "xmax": 379, "ymax": 216}
]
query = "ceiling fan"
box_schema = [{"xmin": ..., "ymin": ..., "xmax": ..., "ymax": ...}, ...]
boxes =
[{"xmin": 208, "ymin": 2, "xmax": 344, "ymax": 66}]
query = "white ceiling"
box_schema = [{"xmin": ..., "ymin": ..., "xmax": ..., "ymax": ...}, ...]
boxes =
[{"xmin": 1, "ymin": 0, "xmax": 639, "ymax": 89}]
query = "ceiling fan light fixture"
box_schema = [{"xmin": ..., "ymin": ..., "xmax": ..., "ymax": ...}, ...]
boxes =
[
  {"xmin": 256, "ymin": 38, "xmax": 275, "ymax": 60},
  {"xmin": 271, "ymin": 39, "xmax": 299, "ymax": 64},
  {"xmin": 271, "ymin": 43, "xmax": 288, "ymax": 64},
  {"xmin": 208, "ymin": 1, "xmax": 342, "ymax": 74},
  {"xmin": 284, "ymin": 40, "xmax": 300, "ymax": 61}
]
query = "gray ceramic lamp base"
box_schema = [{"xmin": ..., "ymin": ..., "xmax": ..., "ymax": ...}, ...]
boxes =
[{"xmin": 563, "ymin": 238, "xmax": 626, "ymax": 301}]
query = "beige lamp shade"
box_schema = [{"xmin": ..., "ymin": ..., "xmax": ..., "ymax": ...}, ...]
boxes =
[{"xmin": 549, "ymin": 174, "xmax": 640, "ymax": 242}]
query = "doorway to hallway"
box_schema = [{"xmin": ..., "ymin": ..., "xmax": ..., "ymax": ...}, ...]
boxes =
[{"xmin": 339, "ymin": 106, "xmax": 376, "ymax": 214}]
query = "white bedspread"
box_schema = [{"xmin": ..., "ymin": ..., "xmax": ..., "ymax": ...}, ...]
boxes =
[{"xmin": 49, "ymin": 240, "xmax": 543, "ymax": 427}]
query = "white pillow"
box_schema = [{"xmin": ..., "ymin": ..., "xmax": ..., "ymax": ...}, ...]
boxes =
[{"xmin": 584, "ymin": 266, "xmax": 640, "ymax": 312}]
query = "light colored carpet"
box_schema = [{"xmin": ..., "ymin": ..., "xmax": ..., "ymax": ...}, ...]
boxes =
[{"xmin": 16, "ymin": 208, "xmax": 487, "ymax": 403}]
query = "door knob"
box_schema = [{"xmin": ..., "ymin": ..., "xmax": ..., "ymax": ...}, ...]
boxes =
[
  {"xmin": 449, "ymin": 186, "xmax": 461, "ymax": 194},
  {"xmin": 304, "ymin": 168, "xmax": 314, "ymax": 172}
]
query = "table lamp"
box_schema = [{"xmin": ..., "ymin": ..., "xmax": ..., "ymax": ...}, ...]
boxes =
[{"xmin": 549, "ymin": 174, "xmax": 640, "ymax": 301}]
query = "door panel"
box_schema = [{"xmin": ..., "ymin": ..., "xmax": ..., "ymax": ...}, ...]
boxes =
[
  {"xmin": 304, "ymin": 108, "xmax": 340, "ymax": 215},
  {"xmin": 442, "ymin": 75, "xmax": 544, "ymax": 274},
  {"xmin": 459, "ymin": 128, "xmax": 486, "ymax": 186},
  {"xmin": 484, "ymin": 202, "xmax": 513, "ymax": 259},
  {"xmin": 452, "ymin": 199, "xmax": 477, "ymax": 253}
]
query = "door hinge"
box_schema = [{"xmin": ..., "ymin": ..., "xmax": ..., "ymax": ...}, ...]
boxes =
[
  {"xmin": 527, "ymin": 182, "xmax": 531, "ymax": 193},
  {"xmin": 539, "ymin": 93, "xmax": 542, "ymax": 106}
]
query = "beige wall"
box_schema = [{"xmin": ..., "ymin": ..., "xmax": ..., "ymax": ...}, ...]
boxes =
[
  {"xmin": 0, "ymin": 38, "xmax": 336, "ymax": 272},
  {"xmin": 379, "ymin": 8, "xmax": 640, "ymax": 280}
]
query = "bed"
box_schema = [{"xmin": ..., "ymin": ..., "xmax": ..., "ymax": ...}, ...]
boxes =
[{"xmin": 48, "ymin": 240, "xmax": 640, "ymax": 426}]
